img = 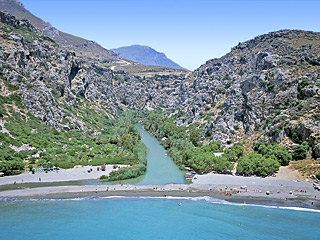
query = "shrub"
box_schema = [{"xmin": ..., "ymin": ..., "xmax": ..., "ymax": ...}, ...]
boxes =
[
  {"xmin": 217, "ymin": 88, "xmax": 226, "ymax": 94},
  {"xmin": 298, "ymin": 79, "xmax": 309, "ymax": 92},
  {"xmin": 313, "ymin": 114, "xmax": 320, "ymax": 121},
  {"xmin": 104, "ymin": 164, "xmax": 146, "ymax": 181},
  {"xmin": 275, "ymin": 109, "xmax": 281, "ymax": 115},
  {"xmin": 292, "ymin": 132, "xmax": 302, "ymax": 144}
]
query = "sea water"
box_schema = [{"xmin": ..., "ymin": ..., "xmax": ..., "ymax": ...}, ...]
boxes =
[{"xmin": 0, "ymin": 197, "xmax": 319, "ymax": 240}]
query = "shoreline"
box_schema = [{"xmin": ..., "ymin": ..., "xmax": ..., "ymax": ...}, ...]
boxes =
[
  {"xmin": 0, "ymin": 183, "xmax": 319, "ymax": 210},
  {"xmin": 1, "ymin": 167, "xmax": 319, "ymax": 210}
]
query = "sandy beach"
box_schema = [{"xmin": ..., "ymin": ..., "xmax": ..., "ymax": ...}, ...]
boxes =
[
  {"xmin": 0, "ymin": 167, "xmax": 319, "ymax": 209},
  {"xmin": 0, "ymin": 165, "xmax": 125, "ymax": 186}
]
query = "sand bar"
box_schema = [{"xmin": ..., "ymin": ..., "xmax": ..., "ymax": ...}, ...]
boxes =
[{"xmin": 0, "ymin": 165, "xmax": 124, "ymax": 186}]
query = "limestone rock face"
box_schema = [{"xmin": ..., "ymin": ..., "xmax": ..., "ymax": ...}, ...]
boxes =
[
  {"xmin": 112, "ymin": 30, "xmax": 320, "ymax": 155},
  {"xmin": 1, "ymin": 12, "xmax": 319, "ymax": 156},
  {"xmin": 0, "ymin": 12, "xmax": 119, "ymax": 131}
]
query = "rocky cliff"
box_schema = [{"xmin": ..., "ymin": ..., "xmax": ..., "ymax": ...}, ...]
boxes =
[
  {"xmin": 0, "ymin": 11, "xmax": 120, "ymax": 131},
  {"xmin": 1, "ymin": 11, "xmax": 319, "ymax": 159},
  {"xmin": 111, "ymin": 30, "xmax": 320, "ymax": 158},
  {"xmin": 180, "ymin": 30, "xmax": 320, "ymax": 158}
]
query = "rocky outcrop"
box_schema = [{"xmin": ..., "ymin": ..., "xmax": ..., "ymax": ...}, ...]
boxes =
[
  {"xmin": 172, "ymin": 30, "xmax": 320, "ymax": 156},
  {"xmin": 1, "ymin": 12, "xmax": 319, "ymax": 158},
  {"xmin": 0, "ymin": 12, "xmax": 119, "ymax": 131},
  {"xmin": 112, "ymin": 30, "xmax": 320, "ymax": 157}
]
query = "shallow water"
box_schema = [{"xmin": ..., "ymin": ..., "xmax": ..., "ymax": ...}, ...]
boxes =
[
  {"xmin": 84, "ymin": 123, "xmax": 185, "ymax": 185},
  {"xmin": 134, "ymin": 123, "xmax": 185, "ymax": 185},
  {"xmin": 0, "ymin": 197, "xmax": 319, "ymax": 240}
]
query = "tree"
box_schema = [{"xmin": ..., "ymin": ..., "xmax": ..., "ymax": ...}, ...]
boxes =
[
  {"xmin": 119, "ymin": 133, "xmax": 134, "ymax": 151},
  {"xmin": 254, "ymin": 142, "xmax": 292, "ymax": 166},
  {"xmin": 224, "ymin": 143, "xmax": 244, "ymax": 162},
  {"xmin": 212, "ymin": 156, "xmax": 233, "ymax": 173},
  {"xmin": 202, "ymin": 141, "xmax": 223, "ymax": 153},
  {"xmin": 292, "ymin": 142, "xmax": 309, "ymax": 160},
  {"xmin": 237, "ymin": 152, "xmax": 280, "ymax": 177},
  {"xmin": 189, "ymin": 128, "xmax": 201, "ymax": 147}
]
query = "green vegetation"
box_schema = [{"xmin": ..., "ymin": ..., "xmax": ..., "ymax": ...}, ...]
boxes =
[
  {"xmin": 182, "ymin": 142, "xmax": 237, "ymax": 174},
  {"xmin": 236, "ymin": 142, "xmax": 292, "ymax": 176},
  {"xmin": 254, "ymin": 142, "xmax": 292, "ymax": 166},
  {"xmin": 0, "ymin": 91, "xmax": 147, "ymax": 180},
  {"xmin": 217, "ymin": 88, "xmax": 226, "ymax": 94},
  {"xmin": 102, "ymin": 143, "xmax": 147, "ymax": 181},
  {"xmin": 237, "ymin": 152, "xmax": 280, "ymax": 176},
  {"xmin": 189, "ymin": 128, "xmax": 201, "ymax": 147},
  {"xmin": 313, "ymin": 114, "xmax": 320, "ymax": 121},
  {"xmin": 1, "ymin": 24, "xmax": 56, "ymax": 45},
  {"xmin": 142, "ymin": 113, "xmax": 292, "ymax": 177},
  {"xmin": 292, "ymin": 142, "xmax": 309, "ymax": 160},
  {"xmin": 298, "ymin": 79, "xmax": 309, "ymax": 92}
]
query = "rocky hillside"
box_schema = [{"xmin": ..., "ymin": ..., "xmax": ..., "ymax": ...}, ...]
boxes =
[
  {"xmin": 0, "ymin": 11, "xmax": 121, "ymax": 131},
  {"xmin": 1, "ymin": 9, "xmax": 319, "ymax": 161},
  {"xmin": 0, "ymin": 11, "xmax": 149, "ymax": 175},
  {"xmin": 112, "ymin": 45, "xmax": 187, "ymax": 70},
  {"xmin": 114, "ymin": 30, "xmax": 320, "ymax": 158},
  {"xmin": 180, "ymin": 30, "xmax": 320, "ymax": 158}
]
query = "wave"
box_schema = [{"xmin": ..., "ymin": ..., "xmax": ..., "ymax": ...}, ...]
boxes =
[
  {"xmin": 232, "ymin": 203, "xmax": 320, "ymax": 213},
  {"xmin": 1, "ymin": 196, "xmax": 319, "ymax": 213}
]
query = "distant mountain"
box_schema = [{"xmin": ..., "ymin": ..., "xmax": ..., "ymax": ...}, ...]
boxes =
[
  {"xmin": 0, "ymin": 0, "xmax": 118, "ymax": 62},
  {"xmin": 112, "ymin": 45, "xmax": 187, "ymax": 70}
]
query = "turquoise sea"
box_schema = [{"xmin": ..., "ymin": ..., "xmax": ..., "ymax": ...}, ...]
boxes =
[
  {"xmin": 0, "ymin": 197, "xmax": 319, "ymax": 240},
  {"xmin": 1, "ymin": 124, "xmax": 319, "ymax": 239}
]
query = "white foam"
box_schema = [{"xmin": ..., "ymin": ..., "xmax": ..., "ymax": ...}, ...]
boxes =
[{"xmin": 1, "ymin": 196, "xmax": 319, "ymax": 213}]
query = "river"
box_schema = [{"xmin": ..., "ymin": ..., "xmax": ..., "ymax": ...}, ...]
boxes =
[
  {"xmin": 82, "ymin": 123, "xmax": 184, "ymax": 185},
  {"xmin": 134, "ymin": 123, "xmax": 185, "ymax": 185}
]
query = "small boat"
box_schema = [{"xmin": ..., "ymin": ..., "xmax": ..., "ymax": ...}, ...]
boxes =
[{"xmin": 185, "ymin": 174, "xmax": 195, "ymax": 180}]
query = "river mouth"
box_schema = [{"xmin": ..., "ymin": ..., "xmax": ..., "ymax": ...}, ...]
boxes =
[
  {"xmin": 0, "ymin": 123, "xmax": 185, "ymax": 191},
  {"xmin": 84, "ymin": 123, "xmax": 185, "ymax": 185}
]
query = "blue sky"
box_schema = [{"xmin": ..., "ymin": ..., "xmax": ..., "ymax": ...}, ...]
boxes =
[{"xmin": 20, "ymin": 0, "xmax": 320, "ymax": 70}]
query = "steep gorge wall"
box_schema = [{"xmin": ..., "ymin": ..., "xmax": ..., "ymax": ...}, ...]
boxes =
[{"xmin": 1, "ymin": 12, "xmax": 319, "ymax": 157}]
